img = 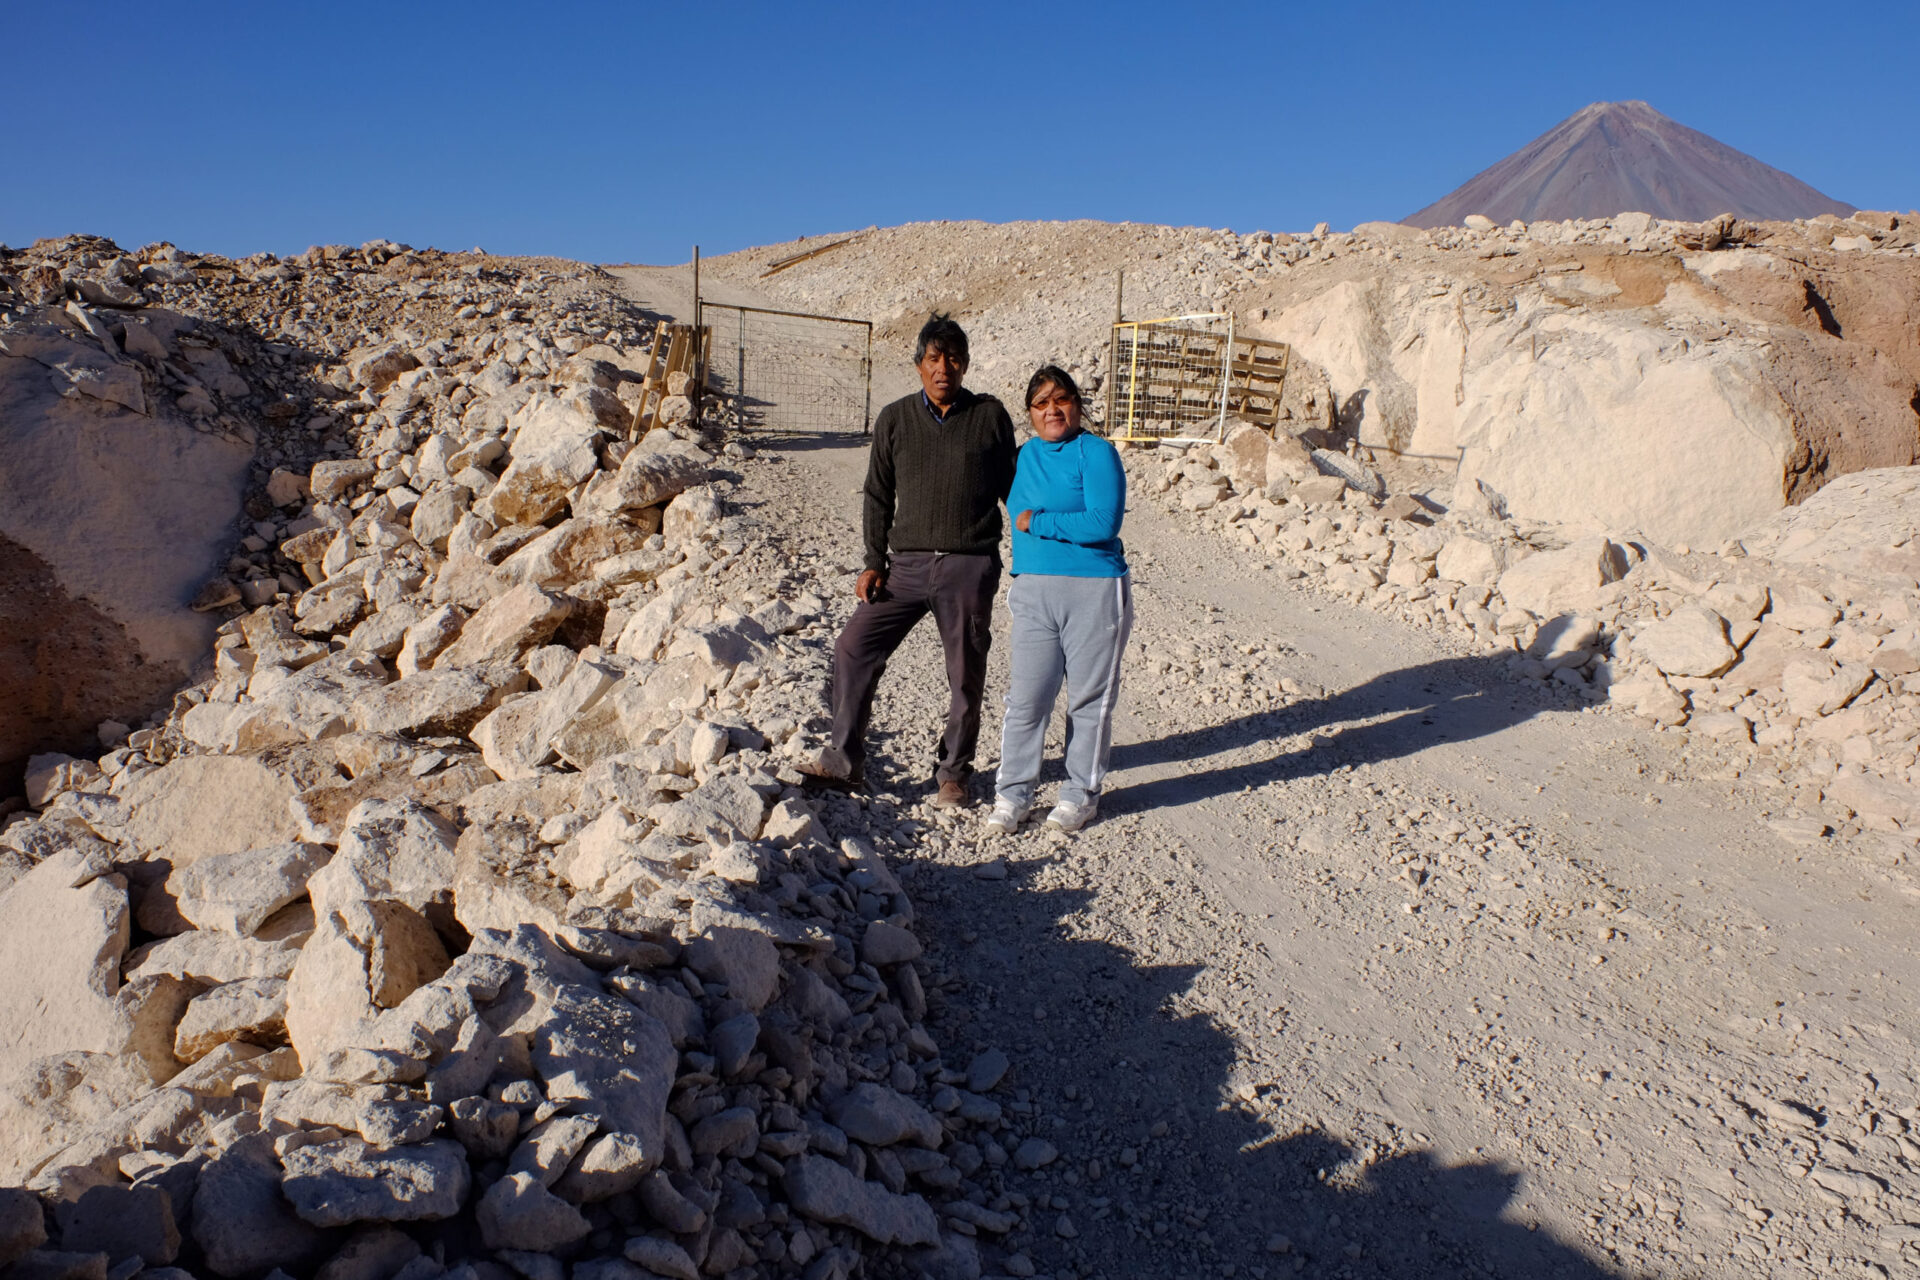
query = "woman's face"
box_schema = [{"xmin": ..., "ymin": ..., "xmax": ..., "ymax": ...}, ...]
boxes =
[{"xmin": 1028, "ymin": 381, "xmax": 1082, "ymax": 443}]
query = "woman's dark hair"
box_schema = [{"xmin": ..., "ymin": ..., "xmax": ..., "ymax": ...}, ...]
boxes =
[
  {"xmin": 1025, "ymin": 364, "xmax": 1084, "ymax": 410},
  {"xmin": 914, "ymin": 313, "xmax": 969, "ymax": 364}
]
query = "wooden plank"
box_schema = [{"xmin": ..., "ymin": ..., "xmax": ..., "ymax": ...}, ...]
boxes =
[
  {"xmin": 628, "ymin": 327, "xmax": 669, "ymax": 437},
  {"xmin": 760, "ymin": 235, "xmax": 862, "ymax": 278}
]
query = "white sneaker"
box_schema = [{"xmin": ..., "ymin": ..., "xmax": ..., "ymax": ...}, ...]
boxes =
[
  {"xmin": 1044, "ymin": 798, "xmax": 1098, "ymax": 832},
  {"xmin": 983, "ymin": 797, "xmax": 1028, "ymax": 836}
]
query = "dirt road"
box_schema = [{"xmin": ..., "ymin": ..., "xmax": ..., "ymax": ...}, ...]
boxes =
[{"xmin": 616, "ymin": 267, "xmax": 1920, "ymax": 1280}]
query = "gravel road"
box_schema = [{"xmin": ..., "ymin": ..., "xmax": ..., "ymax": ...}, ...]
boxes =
[{"xmin": 616, "ymin": 267, "xmax": 1920, "ymax": 1280}]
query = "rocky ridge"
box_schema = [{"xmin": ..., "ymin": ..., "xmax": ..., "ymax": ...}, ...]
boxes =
[{"xmin": 0, "ymin": 242, "xmax": 1036, "ymax": 1280}]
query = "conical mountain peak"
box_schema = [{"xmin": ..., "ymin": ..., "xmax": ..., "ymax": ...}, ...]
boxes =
[{"xmin": 1405, "ymin": 100, "xmax": 1854, "ymax": 227}]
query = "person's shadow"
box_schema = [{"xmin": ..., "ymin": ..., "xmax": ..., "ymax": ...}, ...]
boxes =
[
  {"xmin": 1103, "ymin": 654, "xmax": 1562, "ymax": 813},
  {"xmin": 905, "ymin": 858, "xmax": 1637, "ymax": 1279}
]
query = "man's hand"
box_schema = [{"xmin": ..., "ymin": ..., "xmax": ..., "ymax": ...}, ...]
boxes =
[
  {"xmin": 1015, "ymin": 509, "xmax": 1034, "ymax": 533},
  {"xmin": 856, "ymin": 569, "xmax": 887, "ymax": 603}
]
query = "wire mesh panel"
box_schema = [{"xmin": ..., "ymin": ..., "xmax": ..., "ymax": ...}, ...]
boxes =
[
  {"xmin": 698, "ymin": 303, "xmax": 872, "ymax": 436},
  {"xmin": 1103, "ymin": 313, "xmax": 1235, "ymax": 442}
]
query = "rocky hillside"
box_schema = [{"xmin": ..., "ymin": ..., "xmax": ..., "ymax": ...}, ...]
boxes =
[
  {"xmin": 1404, "ymin": 100, "xmax": 1857, "ymax": 226},
  {"xmin": 706, "ymin": 209, "xmax": 1920, "ymax": 547},
  {"xmin": 0, "ymin": 240, "xmax": 1015, "ymax": 1280}
]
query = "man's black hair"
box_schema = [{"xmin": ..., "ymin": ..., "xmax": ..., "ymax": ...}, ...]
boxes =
[
  {"xmin": 914, "ymin": 313, "xmax": 969, "ymax": 365},
  {"xmin": 1025, "ymin": 364, "xmax": 1084, "ymax": 411}
]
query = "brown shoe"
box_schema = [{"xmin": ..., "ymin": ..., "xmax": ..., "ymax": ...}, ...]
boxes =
[{"xmin": 929, "ymin": 779, "xmax": 971, "ymax": 809}]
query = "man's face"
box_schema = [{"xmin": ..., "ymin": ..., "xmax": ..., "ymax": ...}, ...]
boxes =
[{"xmin": 917, "ymin": 343, "xmax": 967, "ymax": 407}]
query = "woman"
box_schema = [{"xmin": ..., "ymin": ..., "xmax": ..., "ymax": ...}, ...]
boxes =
[{"xmin": 987, "ymin": 365, "xmax": 1133, "ymax": 835}]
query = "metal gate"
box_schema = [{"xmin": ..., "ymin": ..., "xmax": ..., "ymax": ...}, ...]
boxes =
[
  {"xmin": 696, "ymin": 301, "xmax": 872, "ymax": 436},
  {"xmin": 1103, "ymin": 312, "xmax": 1292, "ymax": 443}
]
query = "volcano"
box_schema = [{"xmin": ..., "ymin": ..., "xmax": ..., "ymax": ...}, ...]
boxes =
[{"xmin": 1405, "ymin": 100, "xmax": 1855, "ymax": 227}]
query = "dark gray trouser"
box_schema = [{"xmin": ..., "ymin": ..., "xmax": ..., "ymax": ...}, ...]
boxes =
[
  {"xmin": 822, "ymin": 551, "xmax": 1000, "ymax": 785},
  {"xmin": 995, "ymin": 573, "xmax": 1133, "ymax": 810}
]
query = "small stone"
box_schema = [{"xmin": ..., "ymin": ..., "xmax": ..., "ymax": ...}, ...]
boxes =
[
  {"xmin": 1012, "ymin": 1138, "xmax": 1058, "ymax": 1170},
  {"xmin": 965, "ymin": 1048, "xmax": 1009, "ymax": 1093},
  {"xmin": 689, "ymin": 1107, "xmax": 758, "ymax": 1157},
  {"xmin": 827, "ymin": 1083, "xmax": 941, "ymax": 1148},
  {"xmin": 861, "ymin": 919, "xmax": 922, "ymax": 966},
  {"xmin": 621, "ymin": 1237, "xmax": 698, "ymax": 1280},
  {"xmin": 476, "ymin": 1172, "xmax": 590, "ymax": 1252},
  {"xmin": 709, "ymin": 1012, "xmax": 761, "ymax": 1078}
]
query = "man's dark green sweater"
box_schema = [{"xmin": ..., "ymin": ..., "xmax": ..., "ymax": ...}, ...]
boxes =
[{"xmin": 862, "ymin": 388, "xmax": 1017, "ymax": 572}]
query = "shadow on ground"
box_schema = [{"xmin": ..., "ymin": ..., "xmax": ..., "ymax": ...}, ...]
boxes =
[
  {"xmin": 737, "ymin": 427, "xmax": 871, "ymax": 454},
  {"xmin": 1107, "ymin": 655, "xmax": 1564, "ymax": 812},
  {"xmin": 900, "ymin": 856, "xmax": 1632, "ymax": 1279}
]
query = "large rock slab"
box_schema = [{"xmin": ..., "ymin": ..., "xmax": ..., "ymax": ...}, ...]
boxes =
[
  {"xmin": 192, "ymin": 1132, "xmax": 330, "ymax": 1277},
  {"xmin": 174, "ymin": 977, "xmax": 290, "ymax": 1062},
  {"xmin": 53, "ymin": 1183, "xmax": 179, "ymax": 1266},
  {"xmin": 285, "ymin": 901, "xmax": 450, "ymax": 1064},
  {"xmin": 0, "ymin": 337, "xmax": 250, "ymax": 790},
  {"xmin": 827, "ymin": 1082, "xmax": 941, "ymax": 1148},
  {"xmin": 526, "ymin": 983, "xmax": 676, "ymax": 1161},
  {"xmin": 126, "ymin": 924, "xmax": 306, "ymax": 985},
  {"xmin": 477, "ymin": 396, "xmax": 604, "ymax": 527},
  {"xmin": 475, "ymin": 1171, "xmax": 590, "ymax": 1252},
  {"xmin": 171, "ymin": 842, "xmax": 332, "ymax": 936},
  {"xmin": 1637, "ymin": 606, "xmax": 1739, "ymax": 678},
  {"xmin": 280, "ymin": 1136, "xmax": 470, "ymax": 1227},
  {"xmin": 0, "ymin": 851, "xmax": 130, "ymax": 1081},
  {"xmin": 1738, "ymin": 466, "xmax": 1920, "ymax": 589},
  {"xmin": 431, "ymin": 583, "xmax": 572, "ymax": 671},
  {"xmin": 117, "ymin": 756, "xmax": 302, "ymax": 868},
  {"xmin": 782, "ymin": 1155, "xmax": 939, "ymax": 1246},
  {"xmin": 308, "ymin": 799, "xmax": 458, "ymax": 918},
  {"xmin": 580, "ymin": 447, "xmax": 709, "ymax": 517},
  {"xmin": 1496, "ymin": 537, "xmax": 1629, "ymax": 617}
]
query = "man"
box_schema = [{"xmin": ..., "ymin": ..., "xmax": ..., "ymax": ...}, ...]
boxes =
[{"xmin": 805, "ymin": 314, "xmax": 1016, "ymax": 806}]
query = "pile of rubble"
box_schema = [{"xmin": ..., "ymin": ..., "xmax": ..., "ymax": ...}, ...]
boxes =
[
  {"xmin": 0, "ymin": 233, "xmax": 652, "ymax": 791},
  {"xmin": 1147, "ymin": 424, "xmax": 1920, "ymax": 832},
  {"xmin": 0, "ymin": 239, "xmax": 1036, "ymax": 1280}
]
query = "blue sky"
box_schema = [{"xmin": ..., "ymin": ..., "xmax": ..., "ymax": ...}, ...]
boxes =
[{"xmin": 5, "ymin": 1, "xmax": 1913, "ymax": 264}]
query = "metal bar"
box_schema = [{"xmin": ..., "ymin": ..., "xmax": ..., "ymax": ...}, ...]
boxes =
[
  {"xmin": 702, "ymin": 247, "xmax": 710, "ymax": 427},
  {"xmin": 703, "ymin": 301, "xmax": 873, "ymax": 329},
  {"xmin": 1132, "ymin": 311, "xmax": 1229, "ymax": 326},
  {"xmin": 735, "ymin": 308, "xmax": 745, "ymax": 433},
  {"xmin": 863, "ymin": 326, "xmax": 873, "ymax": 437},
  {"xmin": 1216, "ymin": 312, "xmax": 1234, "ymax": 440},
  {"xmin": 1124, "ymin": 323, "xmax": 1141, "ymax": 438}
]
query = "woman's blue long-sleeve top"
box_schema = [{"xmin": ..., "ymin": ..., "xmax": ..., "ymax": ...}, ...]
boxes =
[{"xmin": 1007, "ymin": 430, "xmax": 1129, "ymax": 577}]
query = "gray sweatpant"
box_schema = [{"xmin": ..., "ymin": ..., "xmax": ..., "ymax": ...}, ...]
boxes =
[{"xmin": 995, "ymin": 573, "xmax": 1134, "ymax": 810}]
